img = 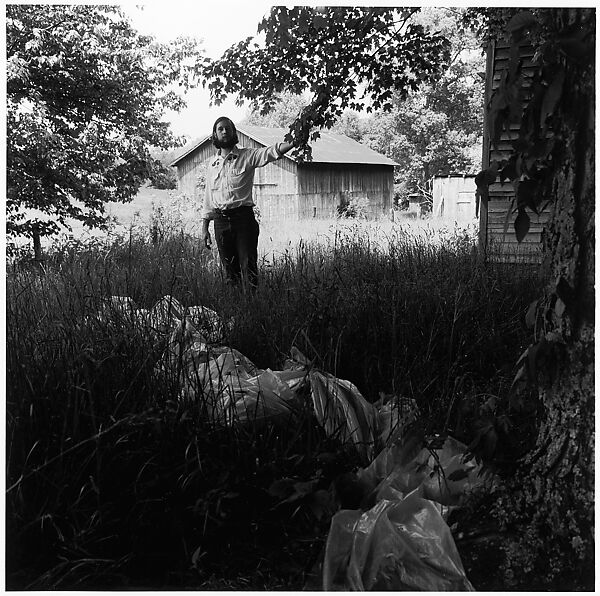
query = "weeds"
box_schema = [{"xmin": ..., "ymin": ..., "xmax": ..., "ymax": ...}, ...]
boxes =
[{"xmin": 6, "ymin": 221, "xmax": 541, "ymax": 589}]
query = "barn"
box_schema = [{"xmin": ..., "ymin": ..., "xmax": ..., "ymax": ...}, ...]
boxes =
[
  {"xmin": 169, "ymin": 124, "xmax": 397, "ymax": 220},
  {"xmin": 481, "ymin": 40, "xmax": 551, "ymax": 263}
]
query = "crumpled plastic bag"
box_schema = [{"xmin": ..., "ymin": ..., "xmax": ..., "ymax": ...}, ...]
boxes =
[
  {"xmin": 308, "ymin": 371, "xmax": 420, "ymax": 462},
  {"xmin": 357, "ymin": 435, "xmax": 490, "ymax": 508},
  {"xmin": 308, "ymin": 371, "xmax": 378, "ymax": 461},
  {"xmin": 323, "ymin": 489, "xmax": 475, "ymax": 591},
  {"xmin": 319, "ymin": 435, "xmax": 492, "ymax": 590},
  {"xmin": 94, "ymin": 296, "xmax": 481, "ymax": 590}
]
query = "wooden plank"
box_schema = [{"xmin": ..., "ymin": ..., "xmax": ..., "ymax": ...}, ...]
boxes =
[
  {"xmin": 494, "ymin": 45, "xmax": 536, "ymax": 59},
  {"xmin": 488, "ymin": 210, "xmax": 548, "ymax": 222}
]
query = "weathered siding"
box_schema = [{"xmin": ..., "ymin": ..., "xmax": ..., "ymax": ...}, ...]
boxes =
[
  {"xmin": 482, "ymin": 41, "xmax": 551, "ymax": 263},
  {"xmin": 432, "ymin": 176, "xmax": 477, "ymax": 221},
  {"xmin": 297, "ymin": 163, "xmax": 393, "ymax": 218},
  {"xmin": 176, "ymin": 142, "xmax": 214, "ymax": 200},
  {"xmin": 173, "ymin": 131, "xmax": 395, "ymax": 221},
  {"xmin": 237, "ymin": 132, "xmax": 299, "ymax": 220}
]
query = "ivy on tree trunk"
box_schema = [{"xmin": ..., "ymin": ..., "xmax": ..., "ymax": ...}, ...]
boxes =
[{"xmin": 473, "ymin": 8, "xmax": 595, "ymax": 589}]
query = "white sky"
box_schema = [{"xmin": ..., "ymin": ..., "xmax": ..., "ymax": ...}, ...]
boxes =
[{"xmin": 123, "ymin": 1, "xmax": 275, "ymax": 140}]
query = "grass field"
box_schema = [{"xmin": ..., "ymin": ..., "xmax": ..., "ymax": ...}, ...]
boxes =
[
  {"xmin": 6, "ymin": 191, "xmax": 542, "ymax": 590},
  {"xmin": 51, "ymin": 186, "xmax": 480, "ymax": 263}
]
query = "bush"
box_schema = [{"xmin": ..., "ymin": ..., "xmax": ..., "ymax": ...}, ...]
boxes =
[{"xmin": 337, "ymin": 196, "xmax": 370, "ymax": 219}]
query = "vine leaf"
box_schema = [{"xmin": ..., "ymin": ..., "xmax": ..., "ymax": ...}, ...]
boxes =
[
  {"xmin": 525, "ymin": 299, "xmax": 538, "ymax": 329},
  {"xmin": 447, "ymin": 469, "xmax": 470, "ymax": 482},
  {"xmin": 507, "ymin": 10, "xmax": 538, "ymax": 39},
  {"xmin": 514, "ymin": 208, "xmax": 531, "ymax": 242},
  {"xmin": 516, "ymin": 178, "xmax": 540, "ymax": 214},
  {"xmin": 540, "ymin": 64, "xmax": 565, "ymax": 128}
]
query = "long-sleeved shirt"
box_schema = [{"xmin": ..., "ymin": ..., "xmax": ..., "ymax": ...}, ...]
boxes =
[{"xmin": 201, "ymin": 144, "xmax": 283, "ymax": 219}]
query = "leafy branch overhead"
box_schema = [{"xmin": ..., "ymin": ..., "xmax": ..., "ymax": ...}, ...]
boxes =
[
  {"xmin": 473, "ymin": 8, "xmax": 594, "ymax": 242},
  {"xmin": 201, "ymin": 7, "xmax": 452, "ymax": 161}
]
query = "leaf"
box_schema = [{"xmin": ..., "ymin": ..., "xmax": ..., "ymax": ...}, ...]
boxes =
[
  {"xmin": 506, "ymin": 11, "xmax": 538, "ymax": 37},
  {"xmin": 475, "ymin": 163, "xmax": 499, "ymax": 192},
  {"xmin": 526, "ymin": 338, "xmax": 546, "ymax": 381},
  {"xmin": 488, "ymin": 86, "xmax": 509, "ymax": 147},
  {"xmin": 191, "ymin": 546, "xmax": 203, "ymax": 567},
  {"xmin": 496, "ymin": 414, "xmax": 513, "ymax": 434},
  {"xmin": 525, "ymin": 299, "xmax": 538, "ymax": 329},
  {"xmin": 308, "ymin": 489, "xmax": 333, "ymax": 520},
  {"xmin": 514, "ymin": 208, "xmax": 530, "ymax": 242},
  {"xmin": 516, "ymin": 178, "xmax": 540, "ymax": 214},
  {"xmin": 540, "ymin": 65, "xmax": 565, "ymax": 128},
  {"xmin": 290, "ymin": 479, "xmax": 318, "ymax": 500},
  {"xmin": 510, "ymin": 363, "xmax": 527, "ymax": 392},
  {"xmin": 313, "ymin": 14, "xmax": 328, "ymax": 30},
  {"xmin": 267, "ymin": 477, "xmax": 295, "ymax": 499},
  {"xmin": 447, "ymin": 469, "xmax": 470, "ymax": 482},
  {"xmin": 481, "ymin": 427, "xmax": 498, "ymax": 459},
  {"xmin": 500, "ymin": 158, "xmax": 520, "ymax": 183}
]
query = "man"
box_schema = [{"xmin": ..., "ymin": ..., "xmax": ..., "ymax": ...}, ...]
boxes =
[{"xmin": 201, "ymin": 117, "xmax": 296, "ymax": 289}]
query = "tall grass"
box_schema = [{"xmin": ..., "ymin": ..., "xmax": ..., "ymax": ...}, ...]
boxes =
[{"xmin": 6, "ymin": 220, "xmax": 542, "ymax": 589}]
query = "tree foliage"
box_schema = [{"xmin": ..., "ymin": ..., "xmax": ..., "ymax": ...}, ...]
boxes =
[
  {"xmin": 243, "ymin": 91, "xmax": 309, "ymax": 128},
  {"xmin": 234, "ymin": 8, "xmax": 483, "ymax": 196},
  {"xmin": 236, "ymin": 8, "xmax": 484, "ymax": 194},
  {"xmin": 201, "ymin": 6, "xmax": 451, "ymax": 161},
  {"xmin": 7, "ymin": 4, "xmax": 202, "ymax": 239}
]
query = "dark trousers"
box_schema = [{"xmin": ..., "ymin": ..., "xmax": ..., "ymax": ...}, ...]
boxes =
[{"xmin": 213, "ymin": 206, "xmax": 259, "ymax": 289}]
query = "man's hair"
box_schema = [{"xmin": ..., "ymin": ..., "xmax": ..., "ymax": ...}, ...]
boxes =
[{"xmin": 211, "ymin": 117, "xmax": 239, "ymax": 148}]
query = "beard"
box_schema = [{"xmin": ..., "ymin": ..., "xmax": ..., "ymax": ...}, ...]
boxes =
[{"xmin": 213, "ymin": 137, "xmax": 237, "ymax": 149}]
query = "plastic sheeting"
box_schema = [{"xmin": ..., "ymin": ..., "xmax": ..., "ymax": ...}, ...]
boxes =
[
  {"xmin": 100, "ymin": 296, "xmax": 416, "ymax": 458},
  {"xmin": 96, "ymin": 295, "xmax": 482, "ymax": 590},
  {"xmin": 321, "ymin": 435, "xmax": 489, "ymax": 590},
  {"xmin": 323, "ymin": 490, "xmax": 474, "ymax": 591}
]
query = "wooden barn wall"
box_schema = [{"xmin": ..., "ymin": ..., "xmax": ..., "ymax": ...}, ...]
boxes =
[
  {"xmin": 483, "ymin": 41, "xmax": 551, "ymax": 264},
  {"xmin": 174, "ymin": 132, "xmax": 299, "ymax": 219},
  {"xmin": 432, "ymin": 176, "xmax": 477, "ymax": 221},
  {"xmin": 297, "ymin": 163, "xmax": 393, "ymax": 218},
  {"xmin": 175, "ymin": 143, "xmax": 214, "ymax": 201},
  {"xmin": 174, "ymin": 134, "xmax": 394, "ymax": 221},
  {"xmin": 237, "ymin": 132, "xmax": 299, "ymax": 220}
]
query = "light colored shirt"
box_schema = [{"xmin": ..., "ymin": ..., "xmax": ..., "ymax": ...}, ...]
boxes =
[{"xmin": 201, "ymin": 144, "xmax": 283, "ymax": 219}]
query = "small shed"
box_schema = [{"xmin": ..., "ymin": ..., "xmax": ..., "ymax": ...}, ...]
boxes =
[
  {"xmin": 432, "ymin": 175, "xmax": 477, "ymax": 222},
  {"xmin": 406, "ymin": 193, "xmax": 425, "ymax": 217},
  {"xmin": 481, "ymin": 40, "xmax": 551, "ymax": 263},
  {"xmin": 169, "ymin": 125, "xmax": 397, "ymax": 220}
]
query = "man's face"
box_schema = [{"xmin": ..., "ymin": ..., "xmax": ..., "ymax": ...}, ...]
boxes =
[{"xmin": 214, "ymin": 120, "xmax": 236, "ymax": 149}]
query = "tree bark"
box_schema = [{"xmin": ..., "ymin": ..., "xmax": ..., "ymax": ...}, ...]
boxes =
[
  {"xmin": 494, "ymin": 9, "xmax": 595, "ymax": 589},
  {"xmin": 32, "ymin": 229, "xmax": 43, "ymax": 263}
]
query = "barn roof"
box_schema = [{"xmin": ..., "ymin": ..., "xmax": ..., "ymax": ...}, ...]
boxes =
[{"xmin": 169, "ymin": 124, "xmax": 398, "ymax": 167}]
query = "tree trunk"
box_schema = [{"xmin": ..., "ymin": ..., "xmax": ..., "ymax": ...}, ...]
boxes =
[
  {"xmin": 32, "ymin": 229, "xmax": 43, "ymax": 263},
  {"xmin": 494, "ymin": 10, "xmax": 595, "ymax": 589}
]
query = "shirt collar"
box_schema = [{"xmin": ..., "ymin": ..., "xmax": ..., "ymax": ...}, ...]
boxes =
[
  {"xmin": 212, "ymin": 147, "xmax": 238, "ymax": 166},
  {"xmin": 219, "ymin": 146, "xmax": 239, "ymax": 159}
]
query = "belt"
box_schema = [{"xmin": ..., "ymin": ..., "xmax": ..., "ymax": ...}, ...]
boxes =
[{"xmin": 213, "ymin": 205, "xmax": 254, "ymax": 218}]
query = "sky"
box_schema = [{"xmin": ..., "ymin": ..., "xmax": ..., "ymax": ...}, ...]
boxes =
[{"xmin": 123, "ymin": 1, "xmax": 275, "ymax": 140}]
